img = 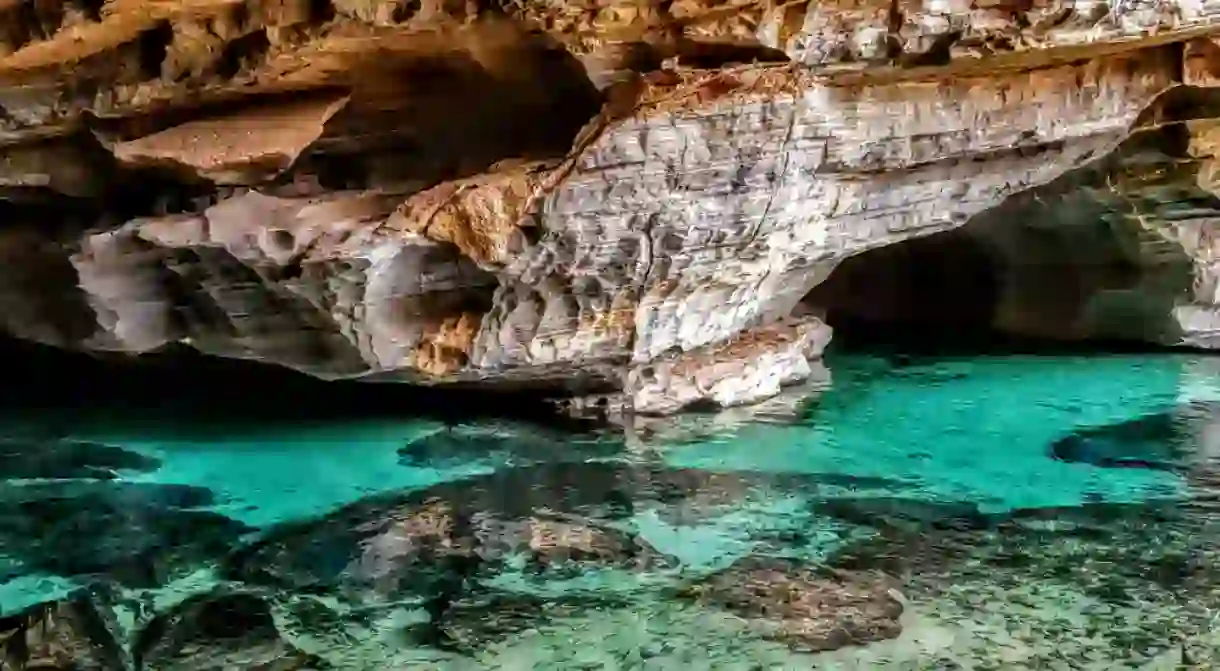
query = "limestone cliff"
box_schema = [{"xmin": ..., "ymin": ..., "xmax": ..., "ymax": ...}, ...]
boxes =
[{"xmin": 2, "ymin": 0, "xmax": 1220, "ymax": 416}]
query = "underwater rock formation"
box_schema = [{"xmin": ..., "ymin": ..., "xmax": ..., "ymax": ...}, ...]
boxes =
[
  {"xmin": 0, "ymin": 437, "xmax": 160, "ymax": 480},
  {"xmin": 1050, "ymin": 411, "xmax": 1190, "ymax": 470},
  {"xmin": 0, "ymin": 587, "xmax": 129, "ymax": 670},
  {"xmin": 688, "ymin": 556, "xmax": 906, "ymax": 652},
  {"xmin": 224, "ymin": 462, "xmax": 682, "ymax": 605},
  {"xmin": 396, "ymin": 422, "xmax": 622, "ymax": 469},
  {"xmin": 0, "ymin": 480, "xmax": 252, "ymax": 587},
  {"xmin": 4, "ymin": 1, "xmax": 1220, "ymax": 412},
  {"xmin": 135, "ymin": 590, "xmax": 326, "ymax": 670},
  {"xmin": 2, "ymin": 407, "xmax": 1219, "ymax": 668}
]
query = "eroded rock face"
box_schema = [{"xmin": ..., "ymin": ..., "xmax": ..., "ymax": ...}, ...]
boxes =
[{"xmin": 4, "ymin": 1, "xmax": 1220, "ymax": 413}]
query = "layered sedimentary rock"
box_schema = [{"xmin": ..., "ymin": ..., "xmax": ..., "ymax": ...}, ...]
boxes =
[{"xmin": 5, "ymin": 0, "xmax": 1220, "ymax": 414}]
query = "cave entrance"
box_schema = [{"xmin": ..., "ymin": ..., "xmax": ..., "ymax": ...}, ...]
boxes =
[
  {"xmin": 802, "ymin": 226, "xmax": 1000, "ymax": 350},
  {"xmin": 801, "ymin": 196, "xmax": 1196, "ymax": 354}
]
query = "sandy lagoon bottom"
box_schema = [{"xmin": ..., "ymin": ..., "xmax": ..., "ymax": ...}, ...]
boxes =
[{"xmin": 1, "ymin": 351, "xmax": 1218, "ymax": 670}]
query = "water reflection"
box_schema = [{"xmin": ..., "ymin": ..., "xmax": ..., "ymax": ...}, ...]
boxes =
[{"xmin": 1, "ymin": 352, "xmax": 1219, "ymax": 669}]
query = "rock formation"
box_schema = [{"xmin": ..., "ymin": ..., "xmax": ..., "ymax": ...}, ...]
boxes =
[
  {"xmin": 686, "ymin": 555, "xmax": 906, "ymax": 653},
  {"xmin": 3, "ymin": 0, "xmax": 1220, "ymax": 414}
]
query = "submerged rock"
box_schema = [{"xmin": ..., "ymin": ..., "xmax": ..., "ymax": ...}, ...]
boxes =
[
  {"xmin": 686, "ymin": 556, "xmax": 905, "ymax": 653},
  {"xmin": 0, "ymin": 439, "xmax": 160, "ymax": 480},
  {"xmin": 827, "ymin": 497, "xmax": 1217, "ymax": 600},
  {"xmin": 228, "ymin": 459, "xmax": 922, "ymax": 604},
  {"xmin": 423, "ymin": 589, "xmax": 631, "ymax": 655},
  {"xmin": 397, "ymin": 424, "xmax": 619, "ymax": 469},
  {"xmin": 0, "ymin": 482, "xmax": 251, "ymax": 587},
  {"xmin": 0, "ymin": 587, "xmax": 127, "ymax": 671},
  {"xmin": 1050, "ymin": 412, "xmax": 1191, "ymax": 471},
  {"xmin": 823, "ymin": 495, "xmax": 1220, "ymax": 668},
  {"xmin": 813, "ymin": 497, "xmax": 993, "ymax": 533},
  {"xmin": 555, "ymin": 363, "xmax": 834, "ymax": 444},
  {"xmin": 135, "ymin": 590, "xmax": 324, "ymax": 671},
  {"xmin": 226, "ymin": 462, "xmax": 678, "ymax": 605}
]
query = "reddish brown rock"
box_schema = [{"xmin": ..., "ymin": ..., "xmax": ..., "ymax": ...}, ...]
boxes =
[{"xmin": 111, "ymin": 92, "xmax": 351, "ymax": 184}]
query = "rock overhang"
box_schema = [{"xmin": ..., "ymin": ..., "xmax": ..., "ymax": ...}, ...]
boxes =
[{"xmin": 0, "ymin": 1, "xmax": 1219, "ymax": 416}]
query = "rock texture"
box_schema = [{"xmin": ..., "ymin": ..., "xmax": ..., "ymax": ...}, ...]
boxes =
[
  {"xmin": 5, "ymin": 0, "xmax": 1220, "ymax": 413},
  {"xmin": 688, "ymin": 556, "xmax": 906, "ymax": 653}
]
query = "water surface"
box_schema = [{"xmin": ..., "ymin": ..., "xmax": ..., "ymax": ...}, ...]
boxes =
[{"xmin": 2, "ymin": 351, "xmax": 1218, "ymax": 669}]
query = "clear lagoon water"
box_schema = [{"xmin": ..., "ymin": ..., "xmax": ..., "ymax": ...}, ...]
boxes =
[{"xmin": 2, "ymin": 348, "xmax": 1219, "ymax": 669}]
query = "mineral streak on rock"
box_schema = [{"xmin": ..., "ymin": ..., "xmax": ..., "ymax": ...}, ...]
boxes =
[{"xmin": 3, "ymin": 1, "xmax": 1220, "ymax": 414}]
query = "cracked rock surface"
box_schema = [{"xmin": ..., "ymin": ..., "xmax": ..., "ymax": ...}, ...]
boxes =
[{"xmin": 5, "ymin": 0, "xmax": 1220, "ymax": 413}]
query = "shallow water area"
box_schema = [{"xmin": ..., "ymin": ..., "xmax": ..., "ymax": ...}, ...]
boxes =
[{"xmin": 2, "ymin": 348, "xmax": 1219, "ymax": 670}]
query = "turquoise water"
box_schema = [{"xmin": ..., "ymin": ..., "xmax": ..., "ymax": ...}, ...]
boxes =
[{"xmin": 2, "ymin": 351, "xmax": 1219, "ymax": 669}]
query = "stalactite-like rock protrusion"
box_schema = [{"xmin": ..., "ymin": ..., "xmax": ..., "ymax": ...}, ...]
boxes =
[{"xmin": 6, "ymin": 1, "xmax": 1220, "ymax": 415}]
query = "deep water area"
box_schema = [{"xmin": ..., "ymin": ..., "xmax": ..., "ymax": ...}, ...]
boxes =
[{"xmin": 2, "ymin": 340, "xmax": 1220, "ymax": 669}]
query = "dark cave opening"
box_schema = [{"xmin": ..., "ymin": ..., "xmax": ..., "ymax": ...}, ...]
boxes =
[
  {"xmin": 803, "ymin": 208, "xmax": 1196, "ymax": 357},
  {"xmin": 803, "ymin": 227, "xmax": 1002, "ymax": 348}
]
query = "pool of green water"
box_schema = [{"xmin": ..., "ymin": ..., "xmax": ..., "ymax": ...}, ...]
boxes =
[{"xmin": 1, "ymin": 351, "xmax": 1218, "ymax": 669}]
